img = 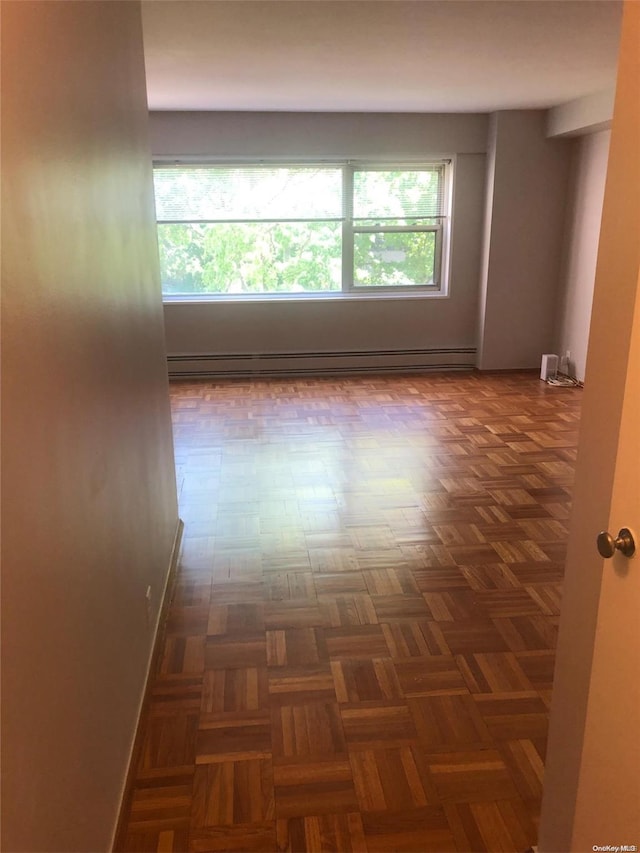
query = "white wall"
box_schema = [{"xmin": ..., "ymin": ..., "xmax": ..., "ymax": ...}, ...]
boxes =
[
  {"xmin": 150, "ymin": 110, "xmax": 488, "ymax": 159},
  {"xmin": 555, "ymin": 130, "xmax": 611, "ymax": 381},
  {"xmin": 1, "ymin": 3, "xmax": 179, "ymax": 849},
  {"xmin": 152, "ymin": 111, "xmax": 577, "ymax": 377},
  {"xmin": 547, "ymin": 89, "xmax": 614, "ymax": 138},
  {"xmin": 150, "ymin": 112, "xmax": 488, "ymax": 376},
  {"xmin": 477, "ymin": 111, "xmax": 571, "ymax": 369}
]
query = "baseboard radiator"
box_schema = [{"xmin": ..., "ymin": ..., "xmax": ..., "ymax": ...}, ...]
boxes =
[{"xmin": 167, "ymin": 347, "xmax": 476, "ymax": 379}]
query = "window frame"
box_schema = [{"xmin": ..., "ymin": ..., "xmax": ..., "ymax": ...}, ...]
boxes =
[
  {"xmin": 154, "ymin": 159, "xmax": 453, "ymax": 300},
  {"xmin": 344, "ymin": 162, "xmax": 449, "ymax": 295}
]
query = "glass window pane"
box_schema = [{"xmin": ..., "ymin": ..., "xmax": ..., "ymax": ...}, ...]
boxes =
[
  {"xmin": 158, "ymin": 222, "xmax": 342, "ymax": 295},
  {"xmin": 154, "ymin": 167, "xmax": 343, "ymax": 222},
  {"xmin": 353, "ymin": 168, "xmax": 444, "ymax": 222},
  {"xmin": 353, "ymin": 231, "xmax": 437, "ymax": 287}
]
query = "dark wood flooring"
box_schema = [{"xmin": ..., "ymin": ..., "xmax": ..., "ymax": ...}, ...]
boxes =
[{"xmin": 119, "ymin": 372, "xmax": 582, "ymax": 852}]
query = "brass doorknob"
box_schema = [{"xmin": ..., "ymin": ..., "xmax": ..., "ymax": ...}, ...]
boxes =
[{"xmin": 597, "ymin": 528, "xmax": 636, "ymax": 558}]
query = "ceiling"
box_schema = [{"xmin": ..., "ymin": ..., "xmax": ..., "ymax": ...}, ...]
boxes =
[{"xmin": 142, "ymin": 0, "xmax": 622, "ymax": 113}]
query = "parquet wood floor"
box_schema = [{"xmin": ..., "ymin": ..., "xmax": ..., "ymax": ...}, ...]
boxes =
[{"xmin": 119, "ymin": 372, "xmax": 582, "ymax": 853}]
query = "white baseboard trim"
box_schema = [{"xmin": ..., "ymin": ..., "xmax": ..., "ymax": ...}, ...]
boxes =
[
  {"xmin": 111, "ymin": 518, "xmax": 184, "ymax": 851},
  {"xmin": 167, "ymin": 347, "xmax": 476, "ymax": 379}
]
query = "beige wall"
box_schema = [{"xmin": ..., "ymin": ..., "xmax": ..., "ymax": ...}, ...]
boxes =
[
  {"xmin": 555, "ymin": 130, "xmax": 611, "ymax": 381},
  {"xmin": 477, "ymin": 111, "xmax": 571, "ymax": 370},
  {"xmin": 151, "ymin": 112, "xmax": 488, "ymax": 375},
  {"xmin": 546, "ymin": 88, "xmax": 614, "ymax": 138},
  {"xmin": 149, "ymin": 110, "xmax": 489, "ymax": 159},
  {"xmin": 152, "ymin": 110, "xmax": 575, "ymax": 377},
  {"xmin": 162, "ymin": 156, "xmax": 486, "ymax": 374},
  {"xmin": 1, "ymin": 2, "xmax": 179, "ymax": 850}
]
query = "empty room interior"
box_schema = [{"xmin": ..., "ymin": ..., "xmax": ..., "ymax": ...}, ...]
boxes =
[{"xmin": 2, "ymin": 2, "xmax": 639, "ymax": 852}]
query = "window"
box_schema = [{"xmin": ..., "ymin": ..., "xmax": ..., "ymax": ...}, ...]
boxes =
[{"xmin": 154, "ymin": 162, "xmax": 450, "ymax": 298}]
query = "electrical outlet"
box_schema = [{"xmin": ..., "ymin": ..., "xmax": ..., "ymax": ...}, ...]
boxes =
[{"xmin": 145, "ymin": 585, "xmax": 152, "ymax": 626}]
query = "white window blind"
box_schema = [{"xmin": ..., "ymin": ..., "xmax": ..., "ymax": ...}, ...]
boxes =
[
  {"xmin": 154, "ymin": 166, "xmax": 343, "ymax": 223},
  {"xmin": 352, "ymin": 165, "xmax": 445, "ymax": 222}
]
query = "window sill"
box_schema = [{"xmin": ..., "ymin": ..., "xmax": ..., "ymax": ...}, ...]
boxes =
[{"xmin": 162, "ymin": 291, "xmax": 449, "ymax": 306}]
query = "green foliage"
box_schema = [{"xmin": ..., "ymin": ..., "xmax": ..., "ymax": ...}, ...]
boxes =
[
  {"xmin": 158, "ymin": 222, "xmax": 341, "ymax": 294},
  {"xmin": 353, "ymin": 230, "xmax": 436, "ymax": 287}
]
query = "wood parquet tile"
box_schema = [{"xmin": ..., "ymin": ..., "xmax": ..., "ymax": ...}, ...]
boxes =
[
  {"xmin": 273, "ymin": 757, "xmax": 359, "ymax": 818},
  {"xmin": 276, "ymin": 812, "xmax": 367, "ymax": 853},
  {"xmin": 118, "ymin": 372, "xmax": 582, "ymax": 852},
  {"xmin": 340, "ymin": 702, "xmax": 419, "ymax": 750},
  {"xmin": 349, "ymin": 747, "xmax": 438, "ymax": 811}
]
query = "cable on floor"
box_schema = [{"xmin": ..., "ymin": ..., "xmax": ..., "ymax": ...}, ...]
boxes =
[{"xmin": 546, "ymin": 374, "xmax": 582, "ymax": 387}]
